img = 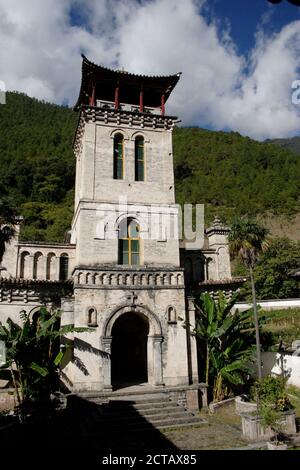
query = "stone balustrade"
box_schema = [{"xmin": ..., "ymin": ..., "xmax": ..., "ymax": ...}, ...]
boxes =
[{"xmin": 74, "ymin": 268, "xmax": 184, "ymax": 289}]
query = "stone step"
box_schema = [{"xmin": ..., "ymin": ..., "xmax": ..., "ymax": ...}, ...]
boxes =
[
  {"xmin": 104, "ymin": 401, "xmax": 179, "ymax": 412},
  {"xmin": 99, "ymin": 410, "xmax": 194, "ymax": 423},
  {"xmin": 102, "ymin": 405, "xmax": 186, "ymax": 417},
  {"xmin": 80, "ymin": 415, "xmax": 205, "ymax": 437},
  {"xmin": 81, "ymin": 390, "xmax": 169, "ymax": 401},
  {"xmin": 89, "ymin": 395, "xmax": 171, "ymax": 406}
]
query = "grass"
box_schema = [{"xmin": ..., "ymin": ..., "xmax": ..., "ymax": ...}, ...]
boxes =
[
  {"xmin": 287, "ymin": 385, "xmax": 300, "ymax": 418},
  {"xmin": 260, "ymin": 308, "xmax": 300, "ymax": 348}
]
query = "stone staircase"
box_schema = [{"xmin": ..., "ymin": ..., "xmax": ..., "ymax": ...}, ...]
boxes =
[{"xmin": 74, "ymin": 391, "xmax": 206, "ymax": 436}]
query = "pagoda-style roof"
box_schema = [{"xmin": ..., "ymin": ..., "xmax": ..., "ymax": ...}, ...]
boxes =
[{"xmin": 74, "ymin": 55, "xmax": 181, "ymax": 111}]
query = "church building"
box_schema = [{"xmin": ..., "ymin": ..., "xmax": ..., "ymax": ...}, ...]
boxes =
[{"xmin": 0, "ymin": 56, "xmax": 243, "ymax": 408}]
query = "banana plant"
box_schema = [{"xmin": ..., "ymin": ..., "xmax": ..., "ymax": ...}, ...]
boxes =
[
  {"xmin": 195, "ymin": 291, "xmax": 255, "ymax": 401},
  {"xmin": 0, "ymin": 307, "xmax": 89, "ymax": 420}
]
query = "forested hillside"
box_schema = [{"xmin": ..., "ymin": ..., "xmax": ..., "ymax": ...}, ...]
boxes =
[
  {"xmin": 267, "ymin": 136, "xmax": 300, "ymax": 156},
  {"xmin": 173, "ymin": 128, "xmax": 300, "ymax": 222},
  {"xmin": 1, "ymin": 92, "xmax": 300, "ymax": 242},
  {"xmin": 0, "ymin": 92, "xmax": 77, "ymax": 241}
]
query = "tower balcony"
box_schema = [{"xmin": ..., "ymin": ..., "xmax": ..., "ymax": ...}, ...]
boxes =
[
  {"xmin": 73, "ymin": 266, "xmax": 184, "ymax": 289},
  {"xmin": 96, "ymin": 99, "xmax": 162, "ymax": 115}
]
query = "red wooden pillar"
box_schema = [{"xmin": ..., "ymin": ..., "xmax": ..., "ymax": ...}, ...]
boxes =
[
  {"xmin": 161, "ymin": 94, "xmax": 165, "ymax": 116},
  {"xmin": 139, "ymin": 90, "xmax": 144, "ymax": 112},
  {"xmin": 115, "ymin": 86, "xmax": 119, "ymax": 109},
  {"xmin": 89, "ymin": 82, "xmax": 95, "ymax": 106}
]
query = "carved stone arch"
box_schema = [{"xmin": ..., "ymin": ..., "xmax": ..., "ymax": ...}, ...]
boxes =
[
  {"xmin": 101, "ymin": 304, "xmax": 164, "ymax": 389},
  {"xmin": 130, "ymin": 130, "xmax": 150, "ymax": 143},
  {"xmin": 109, "ymin": 129, "xmax": 130, "ymax": 140},
  {"xmin": 103, "ymin": 304, "xmax": 163, "ymax": 338},
  {"xmin": 114, "ymin": 212, "xmax": 148, "ymax": 234},
  {"xmin": 28, "ymin": 305, "xmax": 44, "ymax": 317}
]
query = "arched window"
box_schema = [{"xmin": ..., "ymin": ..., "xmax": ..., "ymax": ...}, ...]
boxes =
[
  {"xmin": 135, "ymin": 136, "xmax": 144, "ymax": 181},
  {"xmin": 167, "ymin": 306, "xmax": 177, "ymax": 324},
  {"xmin": 87, "ymin": 307, "xmax": 97, "ymax": 326},
  {"xmin": 113, "ymin": 133, "xmax": 124, "ymax": 179},
  {"xmin": 20, "ymin": 251, "xmax": 30, "ymax": 279},
  {"xmin": 46, "ymin": 253, "xmax": 56, "ymax": 280},
  {"xmin": 59, "ymin": 253, "xmax": 69, "ymax": 281},
  {"xmin": 33, "ymin": 252, "xmax": 43, "ymax": 279},
  {"xmin": 118, "ymin": 218, "xmax": 140, "ymax": 266}
]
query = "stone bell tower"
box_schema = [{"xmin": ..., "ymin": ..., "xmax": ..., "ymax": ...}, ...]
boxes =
[{"xmin": 63, "ymin": 55, "xmax": 199, "ymax": 398}]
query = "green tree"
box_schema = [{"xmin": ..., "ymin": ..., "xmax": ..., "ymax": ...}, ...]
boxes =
[
  {"xmin": 229, "ymin": 218, "xmax": 269, "ymax": 380},
  {"xmin": 253, "ymin": 238, "xmax": 300, "ymax": 299},
  {"xmin": 0, "ymin": 308, "xmax": 88, "ymax": 421},
  {"xmin": 194, "ymin": 292, "xmax": 255, "ymax": 402}
]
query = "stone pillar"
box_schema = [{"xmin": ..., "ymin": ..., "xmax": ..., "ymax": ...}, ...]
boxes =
[
  {"xmin": 56, "ymin": 256, "xmax": 61, "ymax": 281},
  {"xmin": 39, "ymin": 255, "xmax": 47, "ymax": 280},
  {"xmin": 152, "ymin": 335, "xmax": 164, "ymax": 387},
  {"xmin": 27, "ymin": 255, "xmax": 34, "ymax": 279},
  {"xmin": 102, "ymin": 336, "xmax": 113, "ymax": 391},
  {"xmin": 187, "ymin": 296, "xmax": 199, "ymax": 384}
]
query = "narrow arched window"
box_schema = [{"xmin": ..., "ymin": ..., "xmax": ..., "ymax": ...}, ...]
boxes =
[
  {"xmin": 167, "ymin": 306, "xmax": 177, "ymax": 324},
  {"xmin": 46, "ymin": 253, "xmax": 56, "ymax": 280},
  {"xmin": 113, "ymin": 133, "xmax": 124, "ymax": 179},
  {"xmin": 87, "ymin": 307, "xmax": 97, "ymax": 326},
  {"xmin": 20, "ymin": 251, "xmax": 30, "ymax": 279},
  {"xmin": 135, "ymin": 136, "xmax": 144, "ymax": 181},
  {"xmin": 59, "ymin": 253, "xmax": 69, "ymax": 281},
  {"xmin": 118, "ymin": 218, "xmax": 140, "ymax": 265},
  {"xmin": 33, "ymin": 252, "xmax": 43, "ymax": 279}
]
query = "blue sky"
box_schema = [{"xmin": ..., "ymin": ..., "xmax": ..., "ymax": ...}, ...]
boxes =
[
  {"xmin": 207, "ymin": 0, "xmax": 300, "ymax": 55},
  {"xmin": 0, "ymin": 0, "xmax": 300, "ymax": 140}
]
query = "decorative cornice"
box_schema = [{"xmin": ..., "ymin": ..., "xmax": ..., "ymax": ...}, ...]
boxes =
[
  {"xmin": 198, "ymin": 277, "xmax": 247, "ymax": 286},
  {"xmin": 0, "ymin": 277, "xmax": 73, "ymax": 286},
  {"xmin": 73, "ymin": 267, "xmax": 184, "ymax": 289},
  {"xmin": 205, "ymin": 216, "xmax": 230, "ymax": 236},
  {"xmin": 73, "ymin": 106, "xmax": 178, "ymax": 155}
]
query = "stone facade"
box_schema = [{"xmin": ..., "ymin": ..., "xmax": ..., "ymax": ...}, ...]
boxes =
[{"xmin": 0, "ymin": 59, "xmax": 237, "ymax": 402}]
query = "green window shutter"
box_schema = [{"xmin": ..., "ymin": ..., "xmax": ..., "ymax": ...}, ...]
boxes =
[
  {"xmin": 135, "ymin": 138, "xmax": 144, "ymax": 181},
  {"xmin": 114, "ymin": 135, "xmax": 124, "ymax": 179}
]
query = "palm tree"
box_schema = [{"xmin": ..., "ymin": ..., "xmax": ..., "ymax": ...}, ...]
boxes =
[
  {"xmin": 0, "ymin": 199, "xmax": 16, "ymax": 266},
  {"xmin": 228, "ymin": 218, "xmax": 269, "ymax": 380}
]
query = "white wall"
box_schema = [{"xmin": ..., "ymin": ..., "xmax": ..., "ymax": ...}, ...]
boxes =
[
  {"xmin": 262, "ymin": 351, "xmax": 300, "ymax": 388},
  {"xmin": 235, "ymin": 298, "xmax": 300, "ymax": 311}
]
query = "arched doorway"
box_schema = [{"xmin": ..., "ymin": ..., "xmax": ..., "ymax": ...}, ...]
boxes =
[{"xmin": 111, "ymin": 312, "xmax": 149, "ymax": 388}]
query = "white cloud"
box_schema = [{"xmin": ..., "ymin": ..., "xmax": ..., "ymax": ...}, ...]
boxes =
[{"xmin": 0, "ymin": 0, "xmax": 299, "ymax": 140}]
